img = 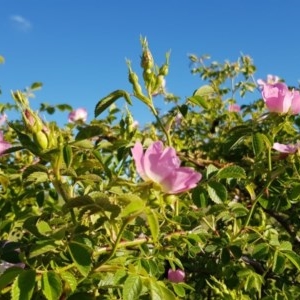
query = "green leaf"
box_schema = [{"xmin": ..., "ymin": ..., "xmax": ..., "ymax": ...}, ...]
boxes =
[
  {"xmin": 0, "ymin": 267, "xmax": 23, "ymax": 291},
  {"xmin": 146, "ymin": 208, "xmax": 160, "ymax": 244},
  {"xmin": 0, "ymin": 55, "xmax": 4, "ymax": 64},
  {"xmin": 252, "ymin": 132, "xmax": 265, "ymax": 156},
  {"xmin": 68, "ymin": 241, "xmax": 92, "ymax": 277},
  {"xmin": 207, "ymin": 181, "xmax": 227, "ymax": 203},
  {"xmin": 123, "ymin": 275, "xmax": 142, "ymax": 300},
  {"xmin": 217, "ymin": 165, "xmax": 246, "ymax": 179},
  {"xmin": 120, "ymin": 197, "xmax": 145, "ymax": 217},
  {"xmin": 272, "ymin": 250, "xmax": 286, "ymax": 274},
  {"xmin": 173, "ymin": 283, "xmax": 186, "ymax": 298},
  {"xmin": 61, "ymin": 271, "xmax": 77, "ymax": 293},
  {"xmin": 29, "ymin": 240, "xmax": 57, "ymax": 258},
  {"xmin": 11, "ymin": 270, "xmax": 36, "ymax": 300},
  {"xmin": 30, "ymin": 82, "xmax": 43, "ymax": 90},
  {"xmin": 187, "ymin": 95, "xmax": 209, "ymax": 109},
  {"xmin": 75, "ymin": 125, "xmax": 104, "ymax": 140},
  {"xmin": 95, "ymin": 89, "xmax": 132, "ymax": 117},
  {"xmin": 193, "ymin": 85, "xmax": 215, "ymax": 98},
  {"xmin": 282, "ymin": 250, "xmax": 300, "ymax": 271},
  {"xmin": 252, "ymin": 243, "xmax": 269, "ymax": 259},
  {"xmin": 149, "ymin": 280, "xmax": 177, "ymax": 300},
  {"xmin": 42, "ymin": 271, "xmax": 63, "ymax": 300},
  {"xmin": 63, "ymin": 145, "xmax": 73, "ymax": 168}
]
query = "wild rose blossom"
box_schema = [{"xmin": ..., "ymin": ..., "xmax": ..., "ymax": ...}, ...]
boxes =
[
  {"xmin": 272, "ymin": 142, "xmax": 300, "ymax": 154},
  {"xmin": 68, "ymin": 108, "xmax": 88, "ymax": 122},
  {"xmin": 228, "ymin": 104, "xmax": 241, "ymax": 112},
  {"xmin": 258, "ymin": 77, "xmax": 300, "ymax": 114},
  {"xmin": 167, "ymin": 269, "xmax": 186, "ymax": 283},
  {"xmin": 0, "ymin": 131, "xmax": 11, "ymax": 156},
  {"xmin": 0, "ymin": 113, "xmax": 7, "ymax": 126},
  {"xmin": 131, "ymin": 141, "xmax": 202, "ymax": 194}
]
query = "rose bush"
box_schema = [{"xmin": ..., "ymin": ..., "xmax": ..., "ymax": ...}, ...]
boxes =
[{"xmin": 1, "ymin": 38, "xmax": 300, "ymax": 299}]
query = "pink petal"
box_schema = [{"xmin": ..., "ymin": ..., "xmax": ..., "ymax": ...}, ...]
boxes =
[
  {"xmin": 291, "ymin": 90, "xmax": 300, "ymax": 115},
  {"xmin": 0, "ymin": 132, "xmax": 11, "ymax": 156},
  {"xmin": 272, "ymin": 142, "xmax": 297, "ymax": 154},
  {"xmin": 131, "ymin": 141, "xmax": 148, "ymax": 181},
  {"xmin": 143, "ymin": 141, "xmax": 180, "ymax": 184},
  {"xmin": 263, "ymin": 83, "xmax": 291, "ymax": 113},
  {"xmin": 68, "ymin": 108, "xmax": 88, "ymax": 122},
  {"xmin": 160, "ymin": 167, "xmax": 202, "ymax": 194},
  {"xmin": 168, "ymin": 269, "xmax": 185, "ymax": 283}
]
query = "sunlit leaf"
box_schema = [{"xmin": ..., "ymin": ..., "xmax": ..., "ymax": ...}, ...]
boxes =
[
  {"xmin": 11, "ymin": 270, "xmax": 36, "ymax": 300},
  {"xmin": 123, "ymin": 275, "xmax": 142, "ymax": 300},
  {"xmin": 95, "ymin": 90, "xmax": 132, "ymax": 117},
  {"xmin": 68, "ymin": 241, "xmax": 92, "ymax": 277},
  {"xmin": 42, "ymin": 271, "xmax": 63, "ymax": 300}
]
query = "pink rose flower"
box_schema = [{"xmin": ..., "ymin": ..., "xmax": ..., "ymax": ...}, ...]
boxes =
[
  {"xmin": 68, "ymin": 108, "xmax": 88, "ymax": 122},
  {"xmin": 0, "ymin": 131, "xmax": 11, "ymax": 156},
  {"xmin": 259, "ymin": 81, "xmax": 300, "ymax": 114},
  {"xmin": 257, "ymin": 74, "xmax": 280, "ymax": 86},
  {"xmin": 0, "ymin": 114, "xmax": 7, "ymax": 126},
  {"xmin": 167, "ymin": 269, "xmax": 185, "ymax": 283},
  {"xmin": 228, "ymin": 104, "xmax": 241, "ymax": 112},
  {"xmin": 131, "ymin": 141, "xmax": 202, "ymax": 194},
  {"xmin": 272, "ymin": 142, "xmax": 300, "ymax": 154}
]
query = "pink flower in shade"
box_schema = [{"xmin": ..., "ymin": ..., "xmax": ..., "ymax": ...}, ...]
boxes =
[
  {"xmin": 68, "ymin": 108, "xmax": 88, "ymax": 123},
  {"xmin": 258, "ymin": 81, "xmax": 300, "ymax": 115},
  {"xmin": 167, "ymin": 269, "xmax": 186, "ymax": 283},
  {"xmin": 272, "ymin": 142, "xmax": 300, "ymax": 154},
  {"xmin": 228, "ymin": 104, "xmax": 241, "ymax": 112},
  {"xmin": 0, "ymin": 131, "xmax": 11, "ymax": 156},
  {"xmin": 131, "ymin": 141, "xmax": 202, "ymax": 194}
]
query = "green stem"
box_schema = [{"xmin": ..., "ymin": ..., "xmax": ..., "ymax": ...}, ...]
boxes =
[
  {"xmin": 149, "ymin": 104, "xmax": 172, "ymax": 146},
  {"xmin": 244, "ymin": 180, "xmax": 272, "ymax": 228}
]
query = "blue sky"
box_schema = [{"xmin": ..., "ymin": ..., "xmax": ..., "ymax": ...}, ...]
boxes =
[{"xmin": 1, "ymin": 1, "xmax": 300, "ymax": 125}]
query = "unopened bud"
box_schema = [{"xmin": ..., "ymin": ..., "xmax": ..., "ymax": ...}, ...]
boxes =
[
  {"xmin": 159, "ymin": 64, "xmax": 169, "ymax": 76},
  {"xmin": 33, "ymin": 131, "xmax": 48, "ymax": 150},
  {"xmin": 141, "ymin": 49, "xmax": 154, "ymax": 70}
]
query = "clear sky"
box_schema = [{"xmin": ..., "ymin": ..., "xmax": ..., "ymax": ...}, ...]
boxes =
[{"xmin": 1, "ymin": 0, "xmax": 300, "ymax": 125}]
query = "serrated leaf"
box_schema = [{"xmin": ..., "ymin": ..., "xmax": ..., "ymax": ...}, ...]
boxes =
[
  {"xmin": 187, "ymin": 95, "xmax": 209, "ymax": 109},
  {"xmin": 61, "ymin": 271, "xmax": 77, "ymax": 292},
  {"xmin": 217, "ymin": 165, "xmax": 246, "ymax": 179},
  {"xmin": 95, "ymin": 90, "xmax": 132, "ymax": 117},
  {"xmin": 0, "ymin": 267, "xmax": 23, "ymax": 291},
  {"xmin": 11, "ymin": 270, "xmax": 36, "ymax": 300},
  {"xmin": 42, "ymin": 271, "xmax": 63, "ymax": 300},
  {"xmin": 193, "ymin": 85, "xmax": 215, "ymax": 97},
  {"xmin": 252, "ymin": 132, "xmax": 265, "ymax": 156},
  {"xmin": 36, "ymin": 220, "xmax": 52, "ymax": 236},
  {"xmin": 207, "ymin": 181, "xmax": 227, "ymax": 203},
  {"xmin": 272, "ymin": 250, "xmax": 286, "ymax": 274},
  {"xmin": 29, "ymin": 241, "xmax": 57, "ymax": 258},
  {"xmin": 30, "ymin": 82, "xmax": 43, "ymax": 90},
  {"xmin": 63, "ymin": 145, "xmax": 73, "ymax": 168},
  {"xmin": 282, "ymin": 250, "xmax": 300, "ymax": 271},
  {"xmin": 123, "ymin": 275, "xmax": 142, "ymax": 300},
  {"xmin": 26, "ymin": 171, "xmax": 48, "ymax": 184},
  {"xmin": 68, "ymin": 242, "xmax": 92, "ymax": 277},
  {"xmin": 252, "ymin": 243, "xmax": 269, "ymax": 259},
  {"xmin": 120, "ymin": 197, "xmax": 145, "ymax": 217},
  {"xmin": 75, "ymin": 125, "xmax": 104, "ymax": 141},
  {"xmin": 279, "ymin": 241, "xmax": 293, "ymax": 251},
  {"xmin": 172, "ymin": 283, "xmax": 186, "ymax": 298},
  {"xmin": 146, "ymin": 208, "xmax": 159, "ymax": 244}
]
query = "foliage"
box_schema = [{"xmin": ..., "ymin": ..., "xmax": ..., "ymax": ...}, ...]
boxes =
[{"xmin": 1, "ymin": 38, "xmax": 300, "ymax": 299}]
